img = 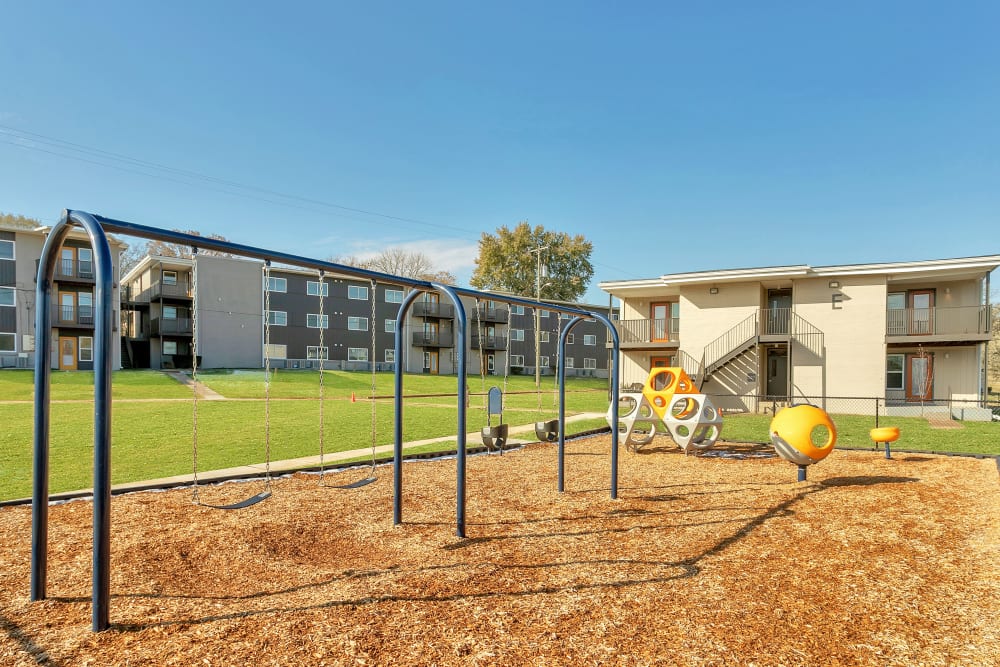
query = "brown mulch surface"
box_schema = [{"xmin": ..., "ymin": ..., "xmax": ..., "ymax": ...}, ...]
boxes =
[{"xmin": 2, "ymin": 437, "xmax": 999, "ymax": 666}]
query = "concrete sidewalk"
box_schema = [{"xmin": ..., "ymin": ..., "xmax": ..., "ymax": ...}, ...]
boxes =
[{"xmin": 39, "ymin": 412, "xmax": 608, "ymax": 501}]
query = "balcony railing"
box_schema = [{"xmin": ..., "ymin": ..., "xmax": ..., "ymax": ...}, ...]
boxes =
[
  {"xmin": 886, "ymin": 305, "xmax": 991, "ymax": 337},
  {"xmin": 53, "ymin": 304, "xmax": 94, "ymax": 326},
  {"xmin": 150, "ymin": 317, "xmax": 193, "ymax": 336},
  {"xmin": 760, "ymin": 308, "xmax": 791, "ymax": 336},
  {"xmin": 412, "ymin": 331, "xmax": 455, "ymax": 348},
  {"xmin": 476, "ymin": 305, "xmax": 509, "ymax": 324},
  {"xmin": 149, "ymin": 281, "xmax": 193, "ymax": 300},
  {"xmin": 56, "ymin": 259, "xmax": 95, "ymax": 281},
  {"xmin": 612, "ymin": 318, "xmax": 680, "ymax": 345},
  {"xmin": 123, "ymin": 285, "xmax": 152, "ymax": 303},
  {"xmin": 413, "ymin": 301, "xmax": 455, "ymax": 319},
  {"xmin": 470, "ymin": 334, "xmax": 508, "ymax": 351}
]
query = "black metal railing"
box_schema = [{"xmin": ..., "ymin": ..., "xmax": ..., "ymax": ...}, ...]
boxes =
[
  {"xmin": 470, "ymin": 334, "xmax": 508, "ymax": 350},
  {"xmin": 476, "ymin": 305, "xmax": 510, "ymax": 323},
  {"xmin": 149, "ymin": 281, "xmax": 193, "ymax": 300},
  {"xmin": 150, "ymin": 317, "xmax": 193, "ymax": 336},
  {"xmin": 414, "ymin": 301, "xmax": 455, "ymax": 318},
  {"xmin": 53, "ymin": 304, "xmax": 94, "ymax": 326},
  {"xmin": 412, "ymin": 331, "xmax": 455, "ymax": 347}
]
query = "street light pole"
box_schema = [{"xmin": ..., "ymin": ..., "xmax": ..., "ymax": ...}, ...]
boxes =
[{"xmin": 530, "ymin": 245, "xmax": 549, "ymax": 389}]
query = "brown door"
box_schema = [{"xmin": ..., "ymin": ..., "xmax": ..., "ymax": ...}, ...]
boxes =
[
  {"xmin": 59, "ymin": 337, "xmax": 77, "ymax": 371},
  {"xmin": 59, "ymin": 292, "xmax": 75, "ymax": 323},
  {"xmin": 650, "ymin": 355, "xmax": 676, "ymax": 368},
  {"xmin": 424, "ymin": 350, "xmax": 439, "ymax": 374},
  {"xmin": 908, "ymin": 290, "xmax": 934, "ymax": 335},
  {"xmin": 650, "ymin": 303, "xmax": 670, "ymax": 342},
  {"xmin": 906, "ymin": 353, "xmax": 933, "ymax": 401}
]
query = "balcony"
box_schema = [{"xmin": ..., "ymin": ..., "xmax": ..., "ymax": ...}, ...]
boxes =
[
  {"xmin": 149, "ymin": 280, "xmax": 193, "ymax": 300},
  {"xmin": 123, "ymin": 285, "xmax": 152, "ymax": 304},
  {"xmin": 53, "ymin": 304, "xmax": 94, "ymax": 328},
  {"xmin": 470, "ymin": 334, "xmax": 508, "ymax": 351},
  {"xmin": 413, "ymin": 301, "xmax": 455, "ymax": 319},
  {"xmin": 476, "ymin": 305, "xmax": 509, "ymax": 324},
  {"xmin": 612, "ymin": 318, "xmax": 680, "ymax": 349},
  {"xmin": 55, "ymin": 259, "xmax": 95, "ymax": 283},
  {"xmin": 412, "ymin": 331, "xmax": 455, "ymax": 348},
  {"xmin": 760, "ymin": 308, "xmax": 791, "ymax": 339},
  {"xmin": 150, "ymin": 317, "xmax": 193, "ymax": 336},
  {"xmin": 886, "ymin": 305, "xmax": 992, "ymax": 343}
]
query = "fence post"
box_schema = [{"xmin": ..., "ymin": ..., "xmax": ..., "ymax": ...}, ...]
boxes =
[{"xmin": 874, "ymin": 397, "xmax": 879, "ymax": 429}]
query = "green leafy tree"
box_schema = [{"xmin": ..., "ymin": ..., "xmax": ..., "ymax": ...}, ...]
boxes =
[{"xmin": 470, "ymin": 222, "xmax": 593, "ymax": 302}]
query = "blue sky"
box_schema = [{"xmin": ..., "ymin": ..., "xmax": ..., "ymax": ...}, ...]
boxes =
[{"xmin": 2, "ymin": 1, "xmax": 998, "ymax": 303}]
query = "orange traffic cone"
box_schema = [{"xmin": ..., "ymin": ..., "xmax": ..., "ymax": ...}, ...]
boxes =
[{"xmin": 351, "ymin": 391, "xmax": 356, "ymax": 403}]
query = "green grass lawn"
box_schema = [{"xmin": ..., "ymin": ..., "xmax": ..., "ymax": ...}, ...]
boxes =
[
  {"xmin": 0, "ymin": 370, "xmax": 608, "ymax": 501},
  {"xmin": 0, "ymin": 369, "xmax": 194, "ymax": 401},
  {"xmin": 2, "ymin": 369, "xmax": 997, "ymax": 502}
]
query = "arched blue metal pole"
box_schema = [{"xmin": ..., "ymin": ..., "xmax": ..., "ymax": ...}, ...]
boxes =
[
  {"xmin": 557, "ymin": 317, "xmax": 583, "ymax": 492},
  {"xmin": 31, "ymin": 209, "xmax": 115, "ymax": 632},
  {"xmin": 590, "ymin": 313, "xmax": 621, "ymax": 499},
  {"xmin": 392, "ymin": 288, "xmax": 425, "ymax": 526},
  {"xmin": 431, "ymin": 283, "xmax": 468, "ymax": 538}
]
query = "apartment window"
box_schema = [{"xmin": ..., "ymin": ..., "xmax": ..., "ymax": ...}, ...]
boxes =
[
  {"xmin": 584, "ymin": 334, "xmax": 597, "ymax": 346},
  {"xmin": 385, "ymin": 319, "xmax": 396, "ymax": 333},
  {"xmin": 511, "ymin": 329, "xmax": 525, "ymax": 342},
  {"xmin": 348, "ymin": 347, "xmax": 369, "ymax": 361},
  {"xmin": 163, "ymin": 305, "xmax": 178, "ymax": 319},
  {"xmin": 565, "ymin": 357, "xmax": 575, "ymax": 369},
  {"xmin": 348, "ymin": 316, "xmax": 369, "ymax": 331},
  {"xmin": 163, "ymin": 340, "xmax": 178, "ymax": 355},
  {"xmin": 0, "ymin": 240, "xmax": 13, "ymax": 260},
  {"xmin": 79, "ymin": 336, "xmax": 94, "ymax": 362},
  {"xmin": 267, "ymin": 310, "xmax": 287, "ymax": 326},
  {"xmin": 584, "ymin": 358, "xmax": 597, "ymax": 369},
  {"xmin": 886, "ymin": 354, "xmax": 904, "ymax": 390},
  {"xmin": 78, "ymin": 292, "xmax": 94, "ymax": 320},
  {"xmin": 306, "ymin": 281, "xmax": 329, "ymax": 297},
  {"xmin": 307, "ymin": 346, "xmax": 329, "ymax": 360},
  {"xmin": 0, "ymin": 287, "xmax": 14, "ymax": 307},
  {"xmin": 539, "ymin": 309, "xmax": 550, "ymax": 318},
  {"xmin": 78, "ymin": 249, "xmax": 94, "ymax": 276},
  {"xmin": 540, "ymin": 355, "xmax": 549, "ymax": 367},
  {"xmin": 307, "ymin": 313, "xmax": 329, "ymax": 329},
  {"xmin": 560, "ymin": 312, "xmax": 572, "ymax": 320},
  {"xmin": 510, "ymin": 354, "xmax": 524, "ymax": 367},
  {"xmin": 566, "ymin": 334, "xmax": 574, "ymax": 344},
  {"xmin": 385, "ymin": 289, "xmax": 404, "ymax": 303},
  {"xmin": 348, "ymin": 285, "xmax": 369, "ymax": 300},
  {"xmin": 162, "ymin": 270, "xmax": 178, "ymax": 286},
  {"xmin": 511, "ymin": 305, "xmax": 525, "ymax": 315},
  {"xmin": 267, "ymin": 276, "xmax": 287, "ymax": 292},
  {"xmin": 385, "ymin": 349, "xmax": 395, "ymax": 363},
  {"xmin": 0, "ymin": 333, "xmax": 14, "ymax": 353},
  {"xmin": 540, "ymin": 331, "xmax": 550, "ymax": 343},
  {"xmin": 265, "ymin": 343, "xmax": 287, "ymax": 359}
]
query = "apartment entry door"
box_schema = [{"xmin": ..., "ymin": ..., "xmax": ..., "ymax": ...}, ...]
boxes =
[
  {"xmin": 650, "ymin": 355, "xmax": 676, "ymax": 369},
  {"xmin": 906, "ymin": 352, "xmax": 933, "ymax": 401},
  {"xmin": 765, "ymin": 289, "xmax": 792, "ymax": 335},
  {"xmin": 59, "ymin": 337, "xmax": 77, "ymax": 371},
  {"xmin": 765, "ymin": 347, "xmax": 787, "ymax": 398},
  {"xmin": 424, "ymin": 350, "xmax": 439, "ymax": 375}
]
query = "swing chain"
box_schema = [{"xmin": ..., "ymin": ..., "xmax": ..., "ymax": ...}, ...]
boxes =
[
  {"xmin": 368, "ymin": 279, "xmax": 378, "ymax": 471},
  {"xmin": 191, "ymin": 248, "xmax": 200, "ymax": 503},
  {"xmin": 318, "ymin": 269, "xmax": 326, "ymax": 482},
  {"xmin": 263, "ymin": 261, "xmax": 272, "ymax": 490}
]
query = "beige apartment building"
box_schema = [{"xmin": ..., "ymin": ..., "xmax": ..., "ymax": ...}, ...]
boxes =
[{"xmin": 601, "ymin": 255, "xmax": 997, "ymax": 417}]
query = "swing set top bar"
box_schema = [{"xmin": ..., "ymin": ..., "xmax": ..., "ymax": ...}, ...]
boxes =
[{"xmin": 90, "ymin": 211, "xmax": 603, "ymax": 319}]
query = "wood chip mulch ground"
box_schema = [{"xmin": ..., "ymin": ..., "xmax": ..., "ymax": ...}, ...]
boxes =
[{"xmin": 2, "ymin": 436, "xmax": 999, "ymax": 666}]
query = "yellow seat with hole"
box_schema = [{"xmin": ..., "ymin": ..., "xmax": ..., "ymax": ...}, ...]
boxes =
[{"xmin": 770, "ymin": 404, "xmax": 837, "ymax": 466}]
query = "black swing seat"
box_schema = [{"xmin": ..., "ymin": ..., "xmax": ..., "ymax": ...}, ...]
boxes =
[
  {"xmin": 325, "ymin": 475, "xmax": 377, "ymax": 489},
  {"xmin": 535, "ymin": 419, "xmax": 559, "ymax": 442},
  {"xmin": 481, "ymin": 423, "xmax": 509, "ymax": 450},
  {"xmin": 199, "ymin": 489, "xmax": 272, "ymax": 511}
]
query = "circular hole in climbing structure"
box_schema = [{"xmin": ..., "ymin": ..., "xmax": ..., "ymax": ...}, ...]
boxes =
[{"xmin": 671, "ymin": 397, "xmax": 700, "ymax": 420}]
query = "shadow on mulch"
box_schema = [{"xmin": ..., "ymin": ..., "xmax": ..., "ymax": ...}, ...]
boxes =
[
  {"xmin": 0, "ymin": 613, "xmax": 60, "ymax": 667},
  {"xmin": 821, "ymin": 476, "xmax": 919, "ymax": 487}
]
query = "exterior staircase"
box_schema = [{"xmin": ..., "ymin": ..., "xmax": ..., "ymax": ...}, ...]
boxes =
[{"xmin": 696, "ymin": 310, "xmax": 824, "ymax": 387}]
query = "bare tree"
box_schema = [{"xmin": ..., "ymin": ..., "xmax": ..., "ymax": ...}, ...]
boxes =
[
  {"xmin": 328, "ymin": 248, "xmax": 456, "ymax": 284},
  {"xmin": 146, "ymin": 229, "xmax": 233, "ymax": 258}
]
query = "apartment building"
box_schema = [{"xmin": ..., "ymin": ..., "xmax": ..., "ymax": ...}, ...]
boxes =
[
  {"xmin": 121, "ymin": 254, "xmax": 263, "ymax": 370},
  {"xmin": 264, "ymin": 268, "xmax": 616, "ymax": 378},
  {"xmin": 601, "ymin": 255, "xmax": 997, "ymax": 413},
  {"xmin": 0, "ymin": 220, "xmax": 124, "ymax": 371}
]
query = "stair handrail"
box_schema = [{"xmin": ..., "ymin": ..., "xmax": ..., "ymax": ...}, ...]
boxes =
[
  {"xmin": 702, "ymin": 312, "xmax": 759, "ymax": 372},
  {"xmin": 790, "ymin": 311, "xmax": 824, "ymax": 357}
]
